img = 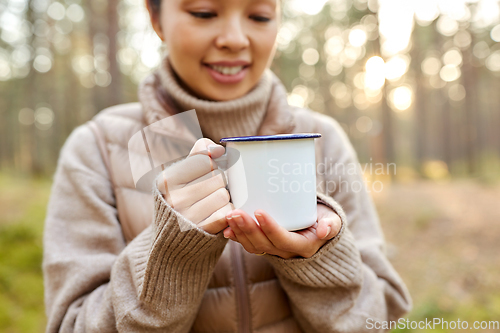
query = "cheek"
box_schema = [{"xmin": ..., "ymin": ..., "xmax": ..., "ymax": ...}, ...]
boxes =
[
  {"xmin": 160, "ymin": 12, "xmax": 212, "ymax": 60},
  {"xmin": 168, "ymin": 26, "xmax": 206, "ymax": 58},
  {"xmin": 252, "ymin": 29, "xmax": 278, "ymax": 63}
]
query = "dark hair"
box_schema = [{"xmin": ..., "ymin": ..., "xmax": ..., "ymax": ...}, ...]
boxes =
[
  {"xmin": 147, "ymin": 0, "xmax": 282, "ymax": 18},
  {"xmin": 147, "ymin": 0, "xmax": 161, "ymax": 15}
]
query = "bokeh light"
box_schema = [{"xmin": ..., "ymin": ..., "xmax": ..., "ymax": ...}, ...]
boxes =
[
  {"xmin": 47, "ymin": 2, "xmax": 65, "ymax": 21},
  {"xmin": 353, "ymin": 90, "xmax": 369, "ymax": 110},
  {"xmin": 0, "ymin": 56, "xmax": 11, "ymax": 81},
  {"xmin": 66, "ymin": 4, "xmax": 84, "ymax": 23},
  {"xmin": 302, "ymin": 48, "xmax": 320, "ymax": 65},
  {"xmin": 34, "ymin": 107, "xmax": 54, "ymax": 130},
  {"xmin": 440, "ymin": 65, "xmax": 461, "ymax": 82},
  {"xmin": 454, "ymin": 30, "xmax": 471, "ymax": 49},
  {"xmin": 414, "ymin": 0, "xmax": 440, "ymax": 25},
  {"xmin": 385, "ymin": 55, "xmax": 409, "ymax": 81},
  {"xmin": 448, "ymin": 84, "xmax": 466, "ymax": 102},
  {"xmin": 442, "ymin": 49, "xmax": 462, "ymax": 66},
  {"xmin": 491, "ymin": 24, "xmax": 500, "ymax": 42},
  {"xmin": 349, "ymin": 28, "xmax": 367, "ymax": 47},
  {"xmin": 330, "ymin": 81, "xmax": 352, "ymax": 109},
  {"xmin": 485, "ymin": 51, "xmax": 500, "ymax": 72},
  {"xmin": 356, "ymin": 116, "xmax": 373, "ymax": 133},
  {"xmin": 437, "ymin": 15, "xmax": 459, "ymax": 36},
  {"xmin": 18, "ymin": 108, "xmax": 35, "ymax": 125},
  {"xmin": 326, "ymin": 59, "xmax": 342, "ymax": 76},
  {"xmin": 324, "ymin": 35, "xmax": 344, "ymax": 56},
  {"xmin": 378, "ymin": 0, "xmax": 414, "ymax": 56},
  {"xmin": 288, "ymin": 85, "xmax": 310, "ymax": 108},
  {"xmin": 365, "ymin": 56, "xmax": 385, "ymax": 90},
  {"xmin": 473, "ymin": 41, "xmax": 490, "ymax": 59},
  {"xmin": 289, "ymin": 0, "xmax": 329, "ymax": 16},
  {"xmin": 421, "ymin": 56, "xmax": 441, "ymax": 76},
  {"xmin": 389, "ymin": 86, "xmax": 413, "ymax": 111},
  {"xmin": 33, "ymin": 54, "xmax": 52, "ymax": 73},
  {"xmin": 423, "ymin": 160, "xmax": 449, "ymax": 180}
]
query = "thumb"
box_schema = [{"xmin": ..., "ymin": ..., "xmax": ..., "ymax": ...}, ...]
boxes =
[
  {"xmin": 317, "ymin": 214, "xmax": 341, "ymax": 240},
  {"xmin": 189, "ymin": 138, "xmax": 225, "ymax": 159}
]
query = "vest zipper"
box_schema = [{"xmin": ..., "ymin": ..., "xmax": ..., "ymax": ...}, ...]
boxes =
[{"xmin": 230, "ymin": 241, "xmax": 251, "ymax": 333}]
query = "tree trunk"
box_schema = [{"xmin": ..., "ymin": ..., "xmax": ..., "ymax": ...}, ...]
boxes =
[{"xmin": 107, "ymin": 0, "xmax": 122, "ymax": 106}]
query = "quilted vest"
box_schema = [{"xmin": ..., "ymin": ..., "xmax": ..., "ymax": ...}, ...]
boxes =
[{"xmin": 88, "ymin": 101, "xmax": 327, "ymax": 333}]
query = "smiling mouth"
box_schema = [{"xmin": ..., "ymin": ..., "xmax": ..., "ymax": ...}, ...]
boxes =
[{"xmin": 206, "ymin": 64, "xmax": 248, "ymax": 75}]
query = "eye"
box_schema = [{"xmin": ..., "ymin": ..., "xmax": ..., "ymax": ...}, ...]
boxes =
[
  {"xmin": 190, "ymin": 11, "xmax": 217, "ymax": 19},
  {"xmin": 250, "ymin": 15, "xmax": 270, "ymax": 23}
]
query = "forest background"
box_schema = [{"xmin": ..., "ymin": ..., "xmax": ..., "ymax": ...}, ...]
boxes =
[{"xmin": 1, "ymin": 0, "xmax": 499, "ymax": 332}]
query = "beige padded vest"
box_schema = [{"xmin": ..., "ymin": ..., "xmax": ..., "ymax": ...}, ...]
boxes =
[{"xmin": 87, "ymin": 102, "xmax": 326, "ymax": 333}]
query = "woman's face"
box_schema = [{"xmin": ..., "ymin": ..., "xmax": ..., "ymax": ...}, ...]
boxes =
[{"xmin": 149, "ymin": 0, "xmax": 279, "ymax": 101}]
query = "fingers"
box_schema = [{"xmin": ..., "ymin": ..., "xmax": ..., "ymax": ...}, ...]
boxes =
[
  {"xmin": 159, "ymin": 138, "xmax": 226, "ymax": 205},
  {"xmin": 253, "ymin": 209, "xmax": 302, "ymax": 253},
  {"xmin": 182, "ymin": 187, "xmax": 230, "ymax": 223},
  {"xmin": 163, "ymin": 140, "xmax": 225, "ymax": 188},
  {"xmin": 198, "ymin": 202, "xmax": 234, "ymax": 234},
  {"xmin": 226, "ymin": 210, "xmax": 275, "ymax": 255},
  {"xmin": 225, "ymin": 212, "xmax": 259, "ymax": 253},
  {"xmin": 170, "ymin": 169, "xmax": 226, "ymax": 209},
  {"xmin": 189, "ymin": 138, "xmax": 225, "ymax": 159},
  {"xmin": 316, "ymin": 204, "xmax": 342, "ymax": 240},
  {"xmin": 181, "ymin": 166, "xmax": 227, "ymax": 189},
  {"xmin": 223, "ymin": 226, "xmax": 236, "ymax": 241},
  {"xmin": 189, "ymin": 138, "xmax": 216, "ymax": 155},
  {"xmin": 226, "ymin": 210, "xmax": 299, "ymax": 258},
  {"xmin": 165, "ymin": 154, "xmax": 216, "ymax": 185}
]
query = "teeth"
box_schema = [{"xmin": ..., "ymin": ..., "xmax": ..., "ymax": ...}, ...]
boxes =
[{"xmin": 209, "ymin": 65, "xmax": 244, "ymax": 75}]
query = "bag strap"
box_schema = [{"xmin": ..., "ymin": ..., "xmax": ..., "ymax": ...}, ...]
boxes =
[{"xmin": 87, "ymin": 120, "xmax": 116, "ymax": 189}]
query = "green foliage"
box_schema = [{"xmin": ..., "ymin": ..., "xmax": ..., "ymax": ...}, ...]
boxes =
[
  {"xmin": 0, "ymin": 173, "xmax": 51, "ymax": 333},
  {"xmin": 392, "ymin": 294, "xmax": 500, "ymax": 332},
  {"xmin": 1, "ymin": 173, "xmax": 500, "ymax": 332}
]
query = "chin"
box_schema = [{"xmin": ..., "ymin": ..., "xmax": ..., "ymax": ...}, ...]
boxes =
[{"xmin": 202, "ymin": 86, "xmax": 250, "ymax": 102}]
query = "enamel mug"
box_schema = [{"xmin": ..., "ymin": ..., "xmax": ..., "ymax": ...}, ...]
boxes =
[{"xmin": 217, "ymin": 133, "xmax": 321, "ymax": 231}]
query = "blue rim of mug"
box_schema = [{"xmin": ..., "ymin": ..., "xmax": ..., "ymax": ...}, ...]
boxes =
[{"xmin": 220, "ymin": 133, "xmax": 321, "ymax": 143}]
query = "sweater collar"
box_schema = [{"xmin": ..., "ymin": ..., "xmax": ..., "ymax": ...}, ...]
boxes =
[{"xmin": 139, "ymin": 56, "xmax": 295, "ymax": 143}]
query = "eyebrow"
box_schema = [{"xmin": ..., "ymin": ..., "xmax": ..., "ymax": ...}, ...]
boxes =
[
  {"xmin": 250, "ymin": 0, "xmax": 277, "ymax": 6},
  {"xmin": 180, "ymin": 0, "xmax": 277, "ymax": 6}
]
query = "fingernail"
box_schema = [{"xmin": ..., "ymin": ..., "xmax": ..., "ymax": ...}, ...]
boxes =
[
  {"xmin": 208, "ymin": 145, "xmax": 218, "ymax": 154},
  {"xmin": 322, "ymin": 226, "xmax": 331, "ymax": 239},
  {"xmin": 232, "ymin": 215, "xmax": 242, "ymax": 225},
  {"xmin": 223, "ymin": 232, "xmax": 229, "ymax": 238},
  {"xmin": 254, "ymin": 213, "xmax": 263, "ymax": 223}
]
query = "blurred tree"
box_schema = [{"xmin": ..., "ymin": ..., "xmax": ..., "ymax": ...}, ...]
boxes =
[{"xmin": 0, "ymin": 0, "xmax": 499, "ymax": 179}]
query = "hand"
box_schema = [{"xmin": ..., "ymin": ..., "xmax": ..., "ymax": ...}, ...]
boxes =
[
  {"xmin": 157, "ymin": 138, "xmax": 234, "ymax": 235},
  {"xmin": 223, "ymin": 203, "xmax": 342, "ymax": 259}
]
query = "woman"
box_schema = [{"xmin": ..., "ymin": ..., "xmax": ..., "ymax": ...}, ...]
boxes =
[{"xmin": 43, "ymin": 0, "xmax": 412, "ymax": 331}]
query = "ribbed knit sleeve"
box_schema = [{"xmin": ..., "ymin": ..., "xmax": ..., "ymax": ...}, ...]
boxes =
[
  {"xmin": 43, "ymin": 124, "xmax": 228, "ymax": 333},
  {"xmin": 263, "ymin": 192, "xmax": 363, "ymax": 289},
  {"xmin": 133, "ymin": 185, "xmax": 227, "ymax": 311}
]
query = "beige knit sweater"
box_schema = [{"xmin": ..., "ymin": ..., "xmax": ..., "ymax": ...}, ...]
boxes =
[{"xmin": 43, "ymin": 58, "xmax": 412, "ymax": 332}]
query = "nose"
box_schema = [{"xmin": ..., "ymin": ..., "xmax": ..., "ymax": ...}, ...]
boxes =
[{"xmin": 215, "ymin": 16, "xmax": 250, "ymax": 52}]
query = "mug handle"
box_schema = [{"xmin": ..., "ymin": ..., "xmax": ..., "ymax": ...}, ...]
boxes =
[
  {"xmin": 213, "ymin": 147, "xmax": 248, "ymax": 209},
  {"xmin": 212, "ymin": 153, "xmax": 229, "ymax": 190}
]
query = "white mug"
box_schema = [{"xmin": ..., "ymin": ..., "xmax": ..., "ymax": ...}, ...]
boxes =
[{"xmin": 216, "ymin": 133, "xmax": 321, "ymax": 231}]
